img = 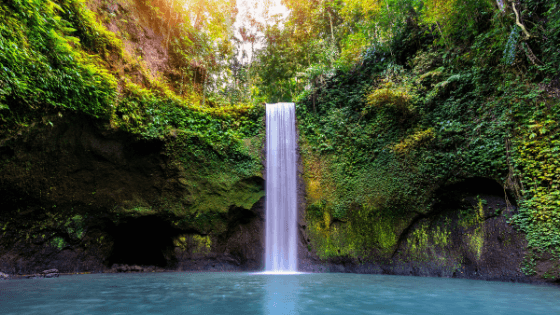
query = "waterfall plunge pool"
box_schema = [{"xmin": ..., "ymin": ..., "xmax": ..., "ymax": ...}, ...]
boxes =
[{"xmin": 1, "ymin": 272, "xmax": 559, "ymax": 314}]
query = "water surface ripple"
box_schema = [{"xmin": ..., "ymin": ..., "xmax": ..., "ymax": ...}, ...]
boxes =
[{"xmin": 1, "ymin": 273, "xmax": 559, "ymax": 315}]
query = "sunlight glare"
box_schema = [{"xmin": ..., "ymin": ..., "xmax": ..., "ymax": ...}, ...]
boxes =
[{"xmin": 234, "ymin": 0, "xmax": 289, "ymax": 62}]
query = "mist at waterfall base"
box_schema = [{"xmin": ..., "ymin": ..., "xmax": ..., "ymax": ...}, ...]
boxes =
[
  {"xmin": 265, "ymin": 102, "xmax": 298, "ymax": 273},
  {"xmin": 2, "ymin": 273, "xmax": 560, "ymax": 315}
]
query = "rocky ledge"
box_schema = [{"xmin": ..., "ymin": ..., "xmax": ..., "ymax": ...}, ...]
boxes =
[
  {"xmin": 109, "ymin": 264, "xmax": 166, "ymax": 273},
  {"xmin": 19, "ymin": 269, "xmax": 61, "ymax": 279}
]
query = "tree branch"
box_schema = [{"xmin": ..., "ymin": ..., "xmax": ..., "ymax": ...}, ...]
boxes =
[{"xmin": 509, "ymin": 1, "xmax": 531, "ymax": 39}]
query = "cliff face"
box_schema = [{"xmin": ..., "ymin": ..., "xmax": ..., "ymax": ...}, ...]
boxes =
[
  {"xmin": 0, "ymin": 113, "xmax": 265, "ymax": 274},
  {"xmin": 0, "ymin": 114, "xmax": 265, "ymax": 274},
  {"xmin": 0, "ymin": 0, "xmax": 265, "ymax": 275},
  {"xmin": 0, "ymin": 112, "xmax": 538, "ymax": 280},
  {"xmin": 297, "ymin": 176, "xmax": 534, "ymax": 282},
  {"xmin": 292, "ymin": 13, "xmax": 560, "ymax": 284},
  {"xmin": 290, "ymin": 131, "xmax": 531, "ymax": 282},
  {"xmin": 1, "ymin": 0, "xmax": 559, "ymax": 285}
]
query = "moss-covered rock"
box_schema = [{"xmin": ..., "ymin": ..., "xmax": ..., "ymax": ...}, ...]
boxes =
[{"xmin": 0, "ymin": 113, "xmax": 264, "ymax": 273}]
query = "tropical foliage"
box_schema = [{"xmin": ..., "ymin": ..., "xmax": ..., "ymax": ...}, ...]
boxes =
[
  {"xmin": 1, "ymin": 0, "xmax": 560, "ymax": 277},
  {"xmin": 244, "ymin": 0, "xmax": 560, "ymax": 269}
]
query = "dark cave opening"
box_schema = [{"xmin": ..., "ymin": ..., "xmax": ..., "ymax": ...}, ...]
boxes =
[
  {"xmin": 127, "ymin": 139, "xmax": 164, "ymax": 157},
  {"xmin": 433, "ymin": 177, "xmax": 517, "ymax": 210},
  {"xmin": 107, "ymin": 216, "xmax": 180, "ymax": 267},
  {"xmin": 450, "ymin": 177, "xmax": 507, "ymax": 196}
]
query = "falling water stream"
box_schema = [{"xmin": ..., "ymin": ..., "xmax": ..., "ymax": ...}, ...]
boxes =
[{"xmin": 265, "ymin": 102, "xmax": 297, "ymax": 273}]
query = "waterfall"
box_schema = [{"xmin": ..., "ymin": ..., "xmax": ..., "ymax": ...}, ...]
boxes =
[{"xmin": 265, "ymin": 102, "xmax": 298, "ymax": 273}]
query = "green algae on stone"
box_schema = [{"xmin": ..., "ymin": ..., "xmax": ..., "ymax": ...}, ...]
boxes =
[
  {"xmin": 406, "ymin": 221, "xmax": 451, "ymax": 261},
  {"xmin": 307, "ymin": 203, "xmax": 399, "ymax": 259},
  {"xmin": 173, "ymin": 234, "xmax": 212, "ymax": 254}
]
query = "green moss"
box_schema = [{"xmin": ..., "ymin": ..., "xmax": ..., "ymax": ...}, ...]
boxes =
[
  {"xmin": 294, "ymin": 7, "xmax": 560, "ymax": 271},
  {"xmin": 65, "ymin": 214, "xmax": 85, "ymax": 239},
  {"xmin": 174, "ymin": 235, "xmax": 188, "ymax": 251},
  {"xmin": 468, "ymin": 226, "xmax": 485, "ymax": 260},
  {"xmin": 192, "ymin": 235, "xmax": 212, "ymax": 254},
  {"xmin": 354, "ymin": 209, "xmax": 398, "ymax": 254},
  {"xmin": 187, "ymin": 189, "xmax": 264, "ymax": 215},
  {"xmin": 301, "ymin": 133, "xmax": 430, "ymax": 260},
  {"xmin": 459, "ymin": 198, "xmax": 485, "ymax": 229},
  {"xmin": 307, "ymin": 203, "xmax": 399, "ymax": 259},
  {"xmin": 408, "ymin": 223, "xmax": 429, "ymax": 260},
  {"xmin": 123, "ymin": 206, "xmax": 156, "ymax": 216},
  {"xmin": 162, "ymin": 129, "xmax": 264, "ymax": 223},
  {"xmin": 173, "ymin": 234, "xmax": 212, "ymax": 254},
  {"xmin": 407, "ymin": 222, "xmax": 451, "ymax": 261},
  {"xmin": 50, "ymin": 236, "xmax": 68, "ymax": 250},
  {"xmin": 457, "ymin": 199, "xmax": 486, "ymax": 260},
  {"xmin": 0, "ymin": 0, "xmax": 268, "ymax": 263},
  {"xmin": 433, "ymin": 226, "xmax": 451, "ymax": 247},
  {"xmin": 308, "ymin": 220, "xmax": 356, "ymax": 258}
]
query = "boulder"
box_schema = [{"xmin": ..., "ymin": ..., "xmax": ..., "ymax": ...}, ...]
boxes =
[
  {"xmin": 42, "ymin": 269, "xmax": 59, "ymax": 274},
  {"xmin": 110, "ymin": 264, "xmax": 150, "ymax": 272},
  {"xmin": 41, "ymin": 269, "xmax": 59, "ymax": 278},
  {"xmin": 111, "ymin": 264, "xmax": 130, "ymax": 272}
]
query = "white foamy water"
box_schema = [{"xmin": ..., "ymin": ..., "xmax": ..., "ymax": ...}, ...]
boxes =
[{"xmin": 265, "ymin": 102, "xmax": 297, "ymax": 273}]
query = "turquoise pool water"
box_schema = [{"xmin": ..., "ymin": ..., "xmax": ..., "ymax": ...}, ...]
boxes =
[{"xmin": 1, "ymin": 272, "xmax": 559, "ymax": 314}]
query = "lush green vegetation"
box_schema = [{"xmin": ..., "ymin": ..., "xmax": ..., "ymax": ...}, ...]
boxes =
[
  {"xmin": 0, "ymin": 0, "xmax": 265, "ymax": 245},
  {"xmin": 1, "ymin": 0, "xmax": 560, "ymax": 276},
  {"xmin": 0, "ymin": 0, "xmax": 265, "ymax": 167},
  {"xmin": 0, "ymin": 0, "xmax": 117, "ymax": 125},
  {"xmin": 244, "ymin": 0, "xmax": 560, "ymax": 269}
]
